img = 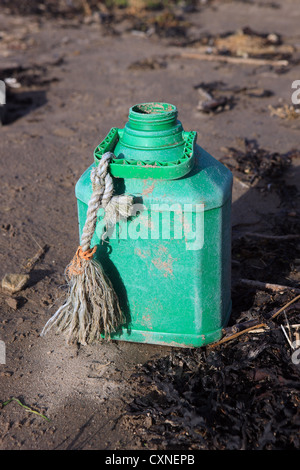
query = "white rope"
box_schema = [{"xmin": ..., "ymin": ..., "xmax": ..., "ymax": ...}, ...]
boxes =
[
  {"xmin": 81, "ymin": 152, "xmax": 113, "ymax": 252},
  {"xmin": 81, "ymin": 152, "xmax": 133, "ymax": 249}
]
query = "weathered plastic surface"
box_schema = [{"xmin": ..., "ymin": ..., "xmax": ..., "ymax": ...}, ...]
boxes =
[{"xmin": 75, "ymin": 103, "xmax": 233, "ymax": 347}]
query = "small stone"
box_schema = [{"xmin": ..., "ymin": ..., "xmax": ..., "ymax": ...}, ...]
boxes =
[
  {"xmin": 2, "ymin": 274, "xmax": 30, "ymax": 294},
  {"xmin": 144, "ymin": 415, "xmax": 152, "ymax": 428},
  {"xmin": 5, "ymin": 297, "xmax": 19, "ymax": 310}
]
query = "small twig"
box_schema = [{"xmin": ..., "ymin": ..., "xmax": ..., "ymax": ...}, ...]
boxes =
[
  {"xmin": 233, "ymin": 175, "xmax": 251, "ymax": 189},
  {"xmin": 178, "ymin": 51, "xmax": 289, "ymax": 67},
  {"xmin": 22, "ymin": 244, "xmax": 48, "ymax": 273},
  {"xmin": 269, "ymin": 294, "xmax": 300, "ymax": 320},
  {"xmin": 236, "ymin": 279, "xmax": 300, "ymax": 294},
  {"xmin": 283, "ymin": 310, "xmax": 293, "ymax": 344},
  {"xmin": 281, "ymin": 325, "xmax": 295, "ymax": 350}
]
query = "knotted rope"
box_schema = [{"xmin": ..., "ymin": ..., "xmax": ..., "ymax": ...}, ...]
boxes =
[{"xmin": 41, "ymin": 152, "xmax": 133, "ymax": 345}]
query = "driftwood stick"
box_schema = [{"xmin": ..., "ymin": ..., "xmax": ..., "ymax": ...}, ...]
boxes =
[
  {"xmin": 222, "ymin": 319, "xmax": 264, "ymax": 336},
  {"xmin": 178, "ymin": 52, "xmax": 289, "ymax": 67},
  {"xmin": 236, "ymin": 279, "xmax": 300, "ymax": 294}
]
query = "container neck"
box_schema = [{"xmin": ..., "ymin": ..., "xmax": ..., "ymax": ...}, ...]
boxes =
[
  {"xmin": 128, "ymin": 103, "xmax": 178, "ymax": 132},
  {"xmin": 115, "ymin": 102, "xmax": 185, "ymax": 161},
  {"xmin": 94, "ymin": 102, "xmax": 197, "ymax": 178}
]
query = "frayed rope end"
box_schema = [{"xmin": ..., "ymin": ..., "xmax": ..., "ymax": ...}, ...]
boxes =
[
  {"xmin": 40, "ymin": 246, "xmax": 124, "ymax": 345},
  {"xmin": 41, "ymin": 152, "xmax": 131, "ymax": 346}
]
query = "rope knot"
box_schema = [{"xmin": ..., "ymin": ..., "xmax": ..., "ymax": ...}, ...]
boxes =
[{"xmin": 66, "ymin": 245, "xmax": 97, "ymax": 279}]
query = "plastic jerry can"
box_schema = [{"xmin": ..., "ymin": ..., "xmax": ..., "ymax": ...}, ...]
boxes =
[{"xmin": 75, "ymin": 103, "xmax": 233, "ymax": 347}]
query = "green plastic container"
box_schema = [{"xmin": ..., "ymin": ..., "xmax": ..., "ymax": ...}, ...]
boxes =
[{"xmin": 75, "ymin": 103, "xmax": 233, "ymax": 347}]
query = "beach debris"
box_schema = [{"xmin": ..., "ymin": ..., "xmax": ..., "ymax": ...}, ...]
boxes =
[
  {"xmin": 177, "ymin": 26, "xmax": 294, "ymax": 67},
  {"xmin": 128, "ymin": 57, "xmax": 167, "ymax": 71},
  {"xmin": 213, "ymin": 27, "xmax": 293, "ymax": 59},
  {"xmin": 195, "ymin": 82, "xmax": 234, "ymax": 113},
  {"xmin": 220, "ymin": 139, "xmax": 292, "ymax": 186},
  {"xmin": 269, "ymin": 104, "xmax": 300, "ymax": 120},
  {"xmin": 126, "ymin": 292, "xmax": 300, "ymax": 449},
  {"xmin": 1, "ymin": 397, "xmax": 50, "ymax": 422}
]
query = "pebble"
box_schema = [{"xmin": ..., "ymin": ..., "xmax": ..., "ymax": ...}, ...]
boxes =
[
  {"xmin": 5, "ymin": 297, "xmax": 23, "ymax": 310},
  {"xmin": 2, "ymin": 273, "xmax": 30, "ymax": 294},
  {"xmin": 5, "ymin": 297, "xmax": 19, "ymax": 310}
]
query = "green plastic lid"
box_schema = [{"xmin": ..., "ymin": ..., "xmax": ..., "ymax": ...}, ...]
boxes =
[{"xmin": 94, "ymin": 102, "xmax": 197, "ymax": 180}]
